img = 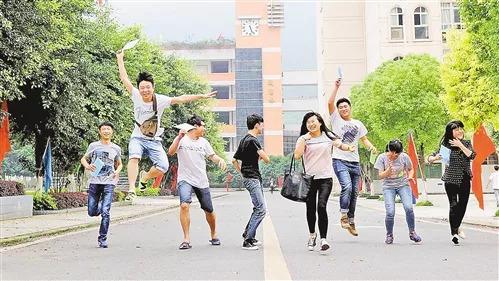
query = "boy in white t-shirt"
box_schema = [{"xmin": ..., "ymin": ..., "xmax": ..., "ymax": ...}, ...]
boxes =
[
  {"xmin": 168, "ymin": 115, "xmax": 227, "ymax": 250},
  {"xmin": 327, "ymin": 78, "xmax": 377, "ymax": 236},
  {"xmin": 116, "ymin": 50, "xmax": 216, "ymax": 200}
]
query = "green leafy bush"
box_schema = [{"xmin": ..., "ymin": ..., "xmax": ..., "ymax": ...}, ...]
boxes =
[
  {"xmin": 113, "ymin": 190, "xmax": 126, "ymax": 202},
  {"xmin": 416, "ymin": 200, "xmax": 434, "ymax": 206},
  {"xmin": 33, "ymin": 192, "xmax": 58, "ymax": 210},
  {"xmin": 137, "ymin": 187, "xmax": 160, "ymax": 197}
]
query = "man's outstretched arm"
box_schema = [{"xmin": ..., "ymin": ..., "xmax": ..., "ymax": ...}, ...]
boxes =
[
  {"xmin": 170, "ymin": 91, "xmax": 217, "ymax": 105},
  {"xmin": 116, "ymin": 50, "xmax": 133, "ymax": 94}
]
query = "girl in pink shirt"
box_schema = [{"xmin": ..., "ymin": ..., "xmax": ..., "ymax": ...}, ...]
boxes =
[{"xmin": 294, "ymin": 112, "xmax": 353, "ymax": 254}]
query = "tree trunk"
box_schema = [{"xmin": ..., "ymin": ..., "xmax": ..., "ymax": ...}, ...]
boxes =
[{"xmin": 34, "ymin": 131, "xmax": 49, "ymax": 177}]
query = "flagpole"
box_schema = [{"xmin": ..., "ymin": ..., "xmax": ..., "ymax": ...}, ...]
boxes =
[
  {"xmin": 418, "ymin": 159, "xmax": 429, "ymax": 201},
  {"xmin": 39, "ymin": 137, "xmax": 50, "ymax": 178},
  {"xmin": 40, "ymin": 137, "xmax": 51, "ymax": 192}
]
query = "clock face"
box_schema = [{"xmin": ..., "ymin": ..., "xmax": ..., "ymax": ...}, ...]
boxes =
[{"xmin": 241, "ymin": 19, "xmax": 259, "ymax": 36}]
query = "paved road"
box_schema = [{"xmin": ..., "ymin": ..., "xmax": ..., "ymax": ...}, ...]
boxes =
[{"xmin": 2, "ymin": 192, "xmax": 498, "ymax": 280}]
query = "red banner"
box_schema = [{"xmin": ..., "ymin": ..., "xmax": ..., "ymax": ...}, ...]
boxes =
[
  {"xmin": 407, "ymin": 133, "xmax": 419, "ymax": 199},
  {"xmin": 0, "ymin": 101, "xmax": 11, "ymax": 165},
  {"xmin": 471, "ymin": 124, "xmax": 496, "ymax": 210}
]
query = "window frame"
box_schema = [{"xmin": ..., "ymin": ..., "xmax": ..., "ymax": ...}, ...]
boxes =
[
  {"xmin": 414, "ymin": 6, "xmax": 430, "ymax": 40},
  {"xmin": 389, "ymin": 7, "xmax": 405, "ymax": 41},
  {"xmin": 210, "ymin": 60, "xmax": 230, "ymax": 73}
]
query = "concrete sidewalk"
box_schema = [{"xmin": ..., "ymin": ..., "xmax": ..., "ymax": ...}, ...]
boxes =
[
  {"xmin": 0, "ymin": 194, "xmax": 227, "ymax": 247},
  {"xmin": 350, "ymin": 193, "xmax": 499, "ymax": 229}
]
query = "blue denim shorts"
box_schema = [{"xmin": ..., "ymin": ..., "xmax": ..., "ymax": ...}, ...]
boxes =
[
  {"xmin": 177, "ymin": 180, "xmax": 214, "ymax": 213},
  {"xmin": 128, "ymin": 137, "xmax": 169, "ymax": 172}
]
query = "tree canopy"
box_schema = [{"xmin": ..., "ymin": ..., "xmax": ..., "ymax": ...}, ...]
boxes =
[
  {"xmin": 440, "ymin": 0, "xmax": 499, "ymax": 129},
  {"xmin": 350, "ymin": 54, "xmax": 449, "ymax": 155},
  {"xmin": 1, "ymin": 0, "xmax": 222, "ymax": 174}
]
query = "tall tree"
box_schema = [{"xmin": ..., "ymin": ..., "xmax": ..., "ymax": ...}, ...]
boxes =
[
  {"xmin": 350, "ymin": 54, "xmax": 449, "ymax": 157},
  {"xmin": 439, "ymin": 0, "xmax": 499, "ymax": 129},
  {"xmin": 1, "ymin": 0, "xmax": 222, "ymax": 176},
  {"xmin": 440, "ymin": 30, "xmax": 498, "ymax": 129}
]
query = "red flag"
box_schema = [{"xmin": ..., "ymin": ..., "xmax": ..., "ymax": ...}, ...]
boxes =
[
  {"xmin": 0, "ymin": 101, "xmax": 11, "ymax": 165},
  {"xmin": 407, "ymin": 133, "xmax": 419, "ymax": 199},
  {"xmin": 471, "ymin": 124, "xmax": 496, "ymax": 210}
]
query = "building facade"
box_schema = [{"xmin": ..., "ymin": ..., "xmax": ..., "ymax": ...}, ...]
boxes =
[{"xmin": 164, "ymin": 0, "xmax": 467, "ymax": 157}]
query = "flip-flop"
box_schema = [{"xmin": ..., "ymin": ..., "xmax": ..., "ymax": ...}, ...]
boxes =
[
  {"xmin": 179, "ymin": 241, "xmax": 192, "ymax": 250},
  {"xmin": 209, "ymin": 238, "xmax": 221, "ymax": 246}
]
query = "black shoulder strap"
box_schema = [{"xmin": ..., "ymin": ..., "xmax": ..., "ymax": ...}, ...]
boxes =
[{"xmin": 152, "ymin": 94, "xmax": 157, "ymax": 114}]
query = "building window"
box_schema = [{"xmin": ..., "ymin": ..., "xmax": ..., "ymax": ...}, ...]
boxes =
[
  {"xmin": 393, "ymin": 56, "xmax": 404, "ymax": 61},
  {"xmin": 215, "ymin": 111, "xmax": 230, "ymax": 124},
  {"xmin": 283, "ymin": 131, "xmax": 299, "ymax": 156},
  {"xmin": 210, "ymin": 61, "xmax": 229, "ymax": 73},
  {"xmin": 390, "ymin": 7, "xmax": 404, "ymax": 40},
  {"xmin": 222, "ymin": 137, "xmax": 236, "ymax": 152},
  {"xmin": 441, "ymin": 2, "xmax": 462, "ymax": 30},
  {"xmin": 194, "ymin": 62, "xmax": 209, "ymax": 75},
  {"xmin": 211, "ymin": 85, "xmax": 231, "ymax": 99},
  {"xmin": 441, "ymin": 2, "xmax": 463, "ymax": 42},
  {"xmin": 282, "ymin": 85, "xmax": 318, "ymax": 100},
  {"xmin": 283, "ymin": 111, "xmax": 309, "ymax": 129},
  {"xmin": 414, "ymin": 7, "xmax": 429, "ymax": 40}
]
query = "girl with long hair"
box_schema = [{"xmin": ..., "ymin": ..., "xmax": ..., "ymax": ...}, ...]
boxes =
[
  {"xmin": 294, "ymin": 112, "xmax": 353, "ymax": 253},
  {"xmin": 428, "ymin": 120, "xmax": 475, "ymax": 245}
]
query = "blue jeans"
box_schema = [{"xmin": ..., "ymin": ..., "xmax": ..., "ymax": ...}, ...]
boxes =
[
  {"xmin": 243, "ymin": 178, "xmax": 266, "ymax": 240},
  {"xmin": 88, "ymin": 184, "xmax": 114, "ymax": 241},
  {"xmin": 128, "ymin": 137, "xmax": 169, "ymax": 172},
  {"xmin": 177, "ymin": 180, "xmax": 214, "ymax": 213},
  {"xmin": 333, "ymin": 159, "xmax": 361, "ymax": 219},
  {"xmin": 383, "ymin": 185, "xmax": 415, "ymax": 235}
]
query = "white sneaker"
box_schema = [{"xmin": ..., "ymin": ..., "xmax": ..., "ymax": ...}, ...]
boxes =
[
  {"xmin": 307, "ymin": 234, "xmax": 317, "ymax": 251},
  {"xmin": 320, "ymin": 238, "xmax": 330, "ymax": 254},
  {"xmin": 458, "ymin": 228, "xmax": 466, "ymax": 239},
  {"xmin": 125, "ymin": 191, "xmax": 136, "ymax": 201}
]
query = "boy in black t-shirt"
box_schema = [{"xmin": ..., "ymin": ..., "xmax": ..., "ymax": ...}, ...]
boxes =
[{"xmin": 232, "ymin": 114, "xmax": 270, "ymax": 250}]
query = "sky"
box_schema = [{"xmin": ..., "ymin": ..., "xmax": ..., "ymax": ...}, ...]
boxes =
[
  {"xmin": 109, "ymin": 0, "xmax": 235, "ymax": 42},
  {"xmin": 108, "ymin": 0, "xmax": 318, "ymax": 70}
]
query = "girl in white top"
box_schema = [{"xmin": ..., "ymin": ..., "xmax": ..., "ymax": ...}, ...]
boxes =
[{"xmin": 294, "ymin": 112, "xmax": 354, "ymax": 253}]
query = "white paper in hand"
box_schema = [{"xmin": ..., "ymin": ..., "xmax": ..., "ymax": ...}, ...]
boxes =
[
  {"xmin": 337, "ymin": 66, "xmax": 343, "ymax": 79},
  {"xmin": 439, "ymin": 145, "xmax": 451, "ymax": 165},
  {"xmin": 174, "ymin": 123, "xmax": 195, "ymax": 132},
  {"xmin": 122, "ymin": 39, "xmax": 140, "ymax": 51},
  {"xmin": 91, "ymin": 158, "xmax": 105, "ymax": 177}
]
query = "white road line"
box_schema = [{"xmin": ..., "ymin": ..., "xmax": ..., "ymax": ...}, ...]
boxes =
[{"xmin": 263, "ymin": 215, "xmax": 292, "ymax": 280}]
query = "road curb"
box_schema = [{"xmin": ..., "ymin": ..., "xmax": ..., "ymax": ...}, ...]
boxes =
[{"xmin": 0, "ymin": 193, "xmax": 229, "ymax": 247}]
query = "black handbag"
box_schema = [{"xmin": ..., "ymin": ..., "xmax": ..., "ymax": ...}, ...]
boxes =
[{"xmin": 281, "ymin": 156, "xmax": 314, "ymax": 202}]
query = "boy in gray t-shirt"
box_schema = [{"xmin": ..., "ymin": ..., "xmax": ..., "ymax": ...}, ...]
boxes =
[
  {"xmin": 374, "ymin": 140, "xmax": 421, "ymax": 245},
  {"xmin": 81, "ymin": 121, "xmax": 122, "ymax": 248}
]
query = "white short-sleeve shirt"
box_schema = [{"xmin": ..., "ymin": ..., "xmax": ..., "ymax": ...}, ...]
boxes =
[
  {"xmin": 131, "ymin": 87, "xmax": 172, "ymax": 140},
  {"xmin": 330, "ymin": 110, "xmax": 368, "ymax": 162}
]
